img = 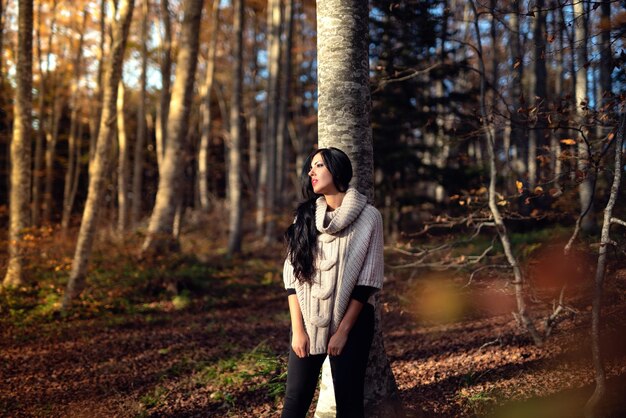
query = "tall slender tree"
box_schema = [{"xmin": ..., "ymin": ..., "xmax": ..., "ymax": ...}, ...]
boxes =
[
  {"xmin": 117, "ymin": 79, "xmax": 130, "ymax": 232},
  {"xmin": 3, "ymin": 0, "xmax": 34, "ymax": 287},
  {"xmin": 198, "ymin": 0, "xmax": 220, "ymax": 211},
  {"xmin": 156, "ymin": 0, "xmax": 173, "ymax": 172},
  {"xmin": 314, "ymin": 0, "xmax": 400, "ymax": 415},
  {"xmin": 62, "ymin": 0, "xmax": 135, "ymax": 307},
  {"xmin": 131, "ymin": 0, "xmax": 149, "ymax": 226},
  {"xmin": 142, "ymin": 0, "xmax": 204, "ymax": 254},
  {"xmin": 226, "ymin": 0, "xmax": 244, "ymax": 255}
]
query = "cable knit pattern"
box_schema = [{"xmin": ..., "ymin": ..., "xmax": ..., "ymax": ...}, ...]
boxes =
[{"xmin": 283, "ymin": 187, "xmax": 384, "ymax": 354}]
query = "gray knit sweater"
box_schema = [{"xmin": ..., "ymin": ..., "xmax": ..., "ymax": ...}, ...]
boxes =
[{"xmin": 283, "ymin": 187, "xmax": 384, "ymax": 355}]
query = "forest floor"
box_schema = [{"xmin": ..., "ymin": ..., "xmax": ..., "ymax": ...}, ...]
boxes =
[{"xmin": 1, "ymin": 220, "xmax": 626, "ymax": 417}]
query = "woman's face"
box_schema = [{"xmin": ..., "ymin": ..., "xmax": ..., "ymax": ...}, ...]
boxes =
[{"xmin": 308, "ymin": 152, "xmax": 337, "ymax": 195}]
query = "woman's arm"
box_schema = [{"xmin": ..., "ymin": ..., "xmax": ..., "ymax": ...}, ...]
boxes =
[
  {"xmin": 288, "ymin": 294, "xmax": 309, "ymax": 358},
  {"xmin": 327, "ymin": 298, "xmax": 364, "ymax": 356}
]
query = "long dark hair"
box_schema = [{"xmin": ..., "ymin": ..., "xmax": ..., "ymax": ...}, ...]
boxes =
[{"xmin": 285, "ymin": 147, "xmax": 353, "ymax": 283}]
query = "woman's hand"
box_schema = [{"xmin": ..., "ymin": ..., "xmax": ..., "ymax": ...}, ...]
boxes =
[
  {"xmin": 327, "ymin": 330, "xmax": 348, "ymax": 356},
  {"xmin": 291, "ymin": 329, "xmax": 310, "ymax": 358}
]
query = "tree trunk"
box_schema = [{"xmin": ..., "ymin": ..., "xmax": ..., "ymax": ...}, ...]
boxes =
[
  {"xmin": 584, "ymin": 115, "xmax": 625, "ymax": 418},
  {"xmin": 32, "ymin": 0, "xmax": 55, "ymax": 227},
  {"xmin": 314, "ymin": 0, "xmax": 400, "ymax": 415},
  {"xmin": 89, "ymin": 0, "xmax": 107, "ymax": 165},
  {"xmin": 117, "ymin": 80, "xmax": 130, "ymax": 233},
  {"xmin": 61, "ymin": 9, "xmax": 88, "ymax": 232},
  {"xmin": 156, "ymin": 0, "xmax": 172, "ymax": 173},
  {"xmin": 3, "ymin": 0, "xmax": 33, "ymax": 288},
  {"xmin": 261, "ymin": 0, "xmax": 282, "ymax": 243},
  {"xmin": 573, "ymin": 0, "xmax": 596, "ymax": 233},
  {"xmin": 276, "ymin": 0, "xmax": 294, "ymax": 206},
  {"xmin": 62, "ymin": 0, "xmax": 135, "ymax": 307},
  {"xmin": 470, "ymin": 0, "xmax": 543, "ymax": 346},
  {"xmin": 142, "ymin": 0, "xmax": 204, "ymax": 254},
  {"xmin": 226, "ymin": 0, "xmax": 244, "ymax": 255},
  {"xmin": 508, "ymin": 1, "xmax": 525, "ymax": 188},
  {"xmin": 131, "ymin": 0, "xmax": 149, "ymax": 226},
  {"xmin": 529, "ymin": 0, "xmax": 547, "ymax": 189},
  {"xmin": 198, "ymin": 0, "xmax": 220, "ymax": 211}
]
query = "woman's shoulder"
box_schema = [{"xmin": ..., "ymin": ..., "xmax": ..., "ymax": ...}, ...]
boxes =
[{"xmin": 358, "ymin": 204, "xmax": 383, "ymax": 226}]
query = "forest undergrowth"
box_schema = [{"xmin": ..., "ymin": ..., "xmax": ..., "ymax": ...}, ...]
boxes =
[{"xmin": 1, "ymin": 217, "xmax": 625, "ymax": 418}]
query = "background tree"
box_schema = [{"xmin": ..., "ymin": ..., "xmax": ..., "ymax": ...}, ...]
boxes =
[
  {"xmin": 3, "ymin": 0, "xmax": 33, "ymax": 288},
  {"xmin": 62, "ymin": 0, "xmax": 135, "ymax": 307},
  {"xmin": 142, "ymin": 0, "xmax": 204, "ymax": 254}
]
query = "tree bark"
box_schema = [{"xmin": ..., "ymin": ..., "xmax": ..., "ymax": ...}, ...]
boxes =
[
  {"xmin": 61, "ymin": 9, "xmax": 88, "ymax": 232},
  {"xmin": 226, "ymin": 0, "xmax": 244, "ymax": 255},
  {"xmin": 131, "ymin": 0, "xmax": 149, "ymax": 226},
  {"xmin": 573, "ymin": 0, "xmax": 596, "ymax": 233},
  {"xmin": 198, "ymin": 0, "xmax": 220, "ymax": 211},
  {"xmin": 261, "ymin": 0, "xmax": 282, "ymax": 242},
  {"xmin": 529, "ymin": 0, "xmax": 547, "ymax": 189},
  {"xmin": 276, "ymin": 0, "xmax": 294, "ymax": 206},
  {"xmin": 3, "ymin": 0, "xmax": 33, "ymax": 287},
  {"xmin": 89, "ymin": 0, "xmax": 107, "ymax": 165},
  {"xmin": 584, "ymin": 115, "xmax": 625, "ymax": 418},
  {"xmin": 314, "ymin": 0, "xmax": 400, "ymax": 415},
  {"xmin": 142, "ymin": 0, "xmax": 204, "ymax": 254},
  {"xmin": 116, "ymin": 80, "xmax": 130, "ymax": 233},
  {"xmin": 62, "ymin": 0, "xmax": 135, "ymax": 307},
  {"xmin": 32, "ymin": 0, "xmax": 56, "ymax": 227},
  {"xmin": 156, "ymin": 0, "xmax": 173, "ymax": 173}
]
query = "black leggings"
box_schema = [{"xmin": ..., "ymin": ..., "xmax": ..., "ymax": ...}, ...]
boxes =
[{"xmin": 281, "ymin": 303, "xmax": 375, "ymax": 418}]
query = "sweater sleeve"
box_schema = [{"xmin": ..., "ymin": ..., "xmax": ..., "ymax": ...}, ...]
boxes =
[
  {"xmin": 283, "ymin": 257, "xmax": 296, "ymax": 290},
  {"xmin": 356, "ymin": 208, "xmax": 384, "ymax": 290}
]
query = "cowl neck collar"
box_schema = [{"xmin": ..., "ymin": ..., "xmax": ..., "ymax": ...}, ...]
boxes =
[{"xmin": 315, "ymin": 187, "xmax": 367, "ymax": 235}]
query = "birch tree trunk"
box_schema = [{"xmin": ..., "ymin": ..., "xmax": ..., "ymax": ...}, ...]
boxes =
[
  {"xmin": 61, "ymin": 9, "xmax": 88, "ymax": 232},
  {"xmin": 62, "ymin": 0, "xmax": 135, "ymax": 307},
  {"xmin": 156, "ymin": 0, "xmax": 173, "ymax": 172},
  {"xmin": 3, "ymin": 0, "xmax": 33, "ymax": 288},
  {"xmin": 315, "ymin": 0, "xmax": 400, "ymax": 415},
  {"xmin": 131, "ymin": 0, "xmax": 149, "ymax": 226},
  {"xmin": 584, "ymin": 115, "xmax": 625, "ymax": 418},
  {"xmin": 198, "ymin": 0, "xmax": 220, "ymax": 211},
  {"xmin": 117, "ymin": 80, "xmax": 130, "ymax": 232},
  {"xmin": 142, "ymin": 0, "xmax": 204, "ymax": 254},
  {"xmin": 226, "ymin": 0, "xmax": 244, "ymax": 255}
]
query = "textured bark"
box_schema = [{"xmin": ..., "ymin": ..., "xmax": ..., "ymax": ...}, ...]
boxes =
[
  {"xmin": 61, "ymin": 9, "xmax": 87, "ymax": 232},
  {"xmin": 142, "ymin": 0, "xmax": 203, "ymax": 254},
  {"xmin": 226, "ymin": 0, "xmax": 244, "ymax": 255},
  {"xmin": 3, "ymin": 0, "xmax": 33, "ymax": 287},
  {"xmin": 315, "ymin": 0, "xmax": 399, "ymax": 415},
  {"xmin": 573, "ymin": 0, "xmax": 596, "ymax": 233},
  {"xmin": 131, "ymin": 0, "xmax": 149, "ymax": 226},
  {"xmin": 116, "ymin": 80, "xmax": 130, "ymax": 232},
  {"xmin": 316, "ymin": 0, "xmax": 373, "ymax": 199},
  {"xmin": 584, "ymin": 115, "xmax": 625, "ymax": 418},
  {"xmin": 62, "ymin": 0, "xmax": 135, "ymax": 307},
  {"xmin": 198, "ymin": 0, "xmax": 220, "ymax": 211},
  {"xmin": 156, "ymin": 0, "xmax": 173, "ymax": 172}
]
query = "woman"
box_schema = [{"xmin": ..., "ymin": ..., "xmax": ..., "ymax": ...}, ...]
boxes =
[{"xmin": 281, "ymin": 147, "xmax": 384, "ymax": 418}]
